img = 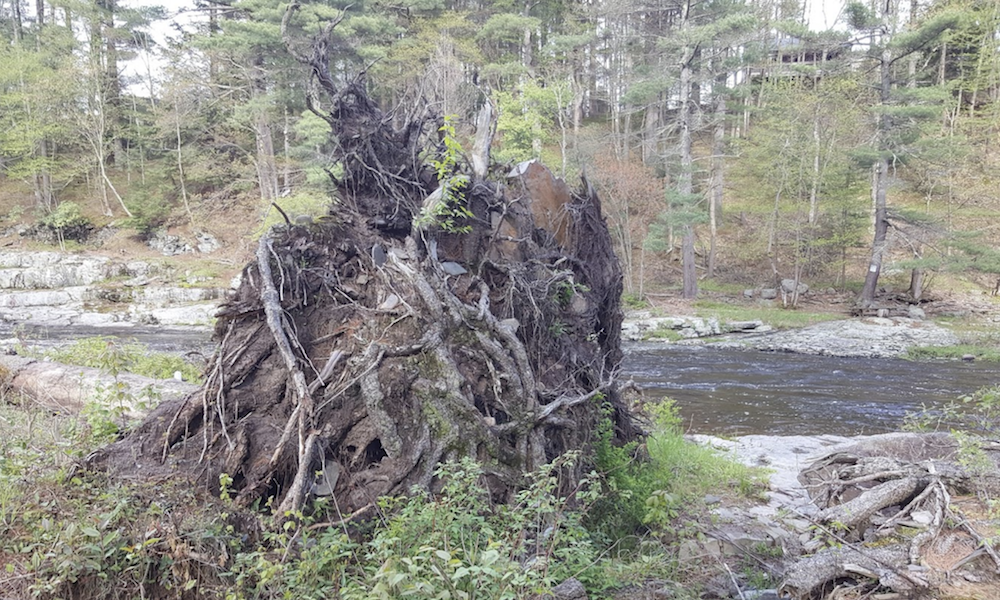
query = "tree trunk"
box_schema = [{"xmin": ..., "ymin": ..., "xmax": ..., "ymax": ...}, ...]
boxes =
[
  {"xmin": 859, "ymin": 8, "xmax": 895, "ymax": 308},
  {"xmin": 252, "ymin": 55, "xmax": 279, "ymax": 202},
  {"xmin": 708, "ymin": 74, "xmax": 726, "ymax": 279},
  {"xmin": 909, "ymin": 267, "xmax": 923, "ymax": 301},
  {"xmin": 678, "ymin": 1, "xmax": 697, "ymax": 299}
]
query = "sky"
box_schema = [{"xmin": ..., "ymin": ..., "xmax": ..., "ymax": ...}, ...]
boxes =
[{"xmin": 121, "ymin": 0, "xmax": 849, "ymax": 94}]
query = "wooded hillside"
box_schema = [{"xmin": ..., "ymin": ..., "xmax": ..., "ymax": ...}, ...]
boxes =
[{"xmin": 1, "ymin": 0, "xmax": 999, "ymax": 302}]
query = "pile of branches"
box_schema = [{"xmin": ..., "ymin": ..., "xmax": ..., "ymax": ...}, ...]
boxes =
[
  {"xmin": 781, "ymin": 433, "xmax": 1000, "ymax": 599},
  {"xmin": 88, "ymin": 3, "xmax": 638, "ymax": 520}
]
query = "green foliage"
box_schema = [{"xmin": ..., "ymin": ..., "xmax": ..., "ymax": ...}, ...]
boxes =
[
  {"xmin": 44, "ymin": 336, "xmax": 203, "ymax": 384},
  {"xmin": 0, "ymin": 396, "xmax": 235, "ymax": 600},
  {"xmin": 40, "ymin": 201, "xmax": 90, "ymax": 231},
  {"xmin": 39, "ymin": 202, "xmax": 93, "ymax": 249},
  {"xmin": 415, "ymin": 117, "xmax": 474, "ymax": 233},
  {"xmin": 261, "ymin": 191, "xmax": 332, "ymax": 233},
  {"xmin": 122, "ymin": 180, "xmax": 175, "ymax": 234},
  {"xmin": 904, "ymin": 384, "xmax": 1000, "ymax": 437},
  {"xmin": 589, "ymin": 398, "xmax": 763, "ymax": 542},
  {"xmin": 227, "ymin": 455, "xmax": 608, "ymax": 599},
  {"xmin": 494, "ymin": 81, "xmax": 567, "ymax": 166}
]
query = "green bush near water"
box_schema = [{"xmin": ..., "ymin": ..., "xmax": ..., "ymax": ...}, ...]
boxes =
[
  {"xmin": 42, "ymin": 336, "xmax": 204, "ymax": 383},
  {"xmin": 905, "ymin": 344, "xmax": 1000, "ymax": 362}
]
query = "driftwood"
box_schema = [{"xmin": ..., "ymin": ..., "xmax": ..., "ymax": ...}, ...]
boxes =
[
  {"xmin": 0, "ymin": 354, "xmax": 197, "ymax": 418},
  {"xmin": 86, "ymin": 4, "xmax": 638, "ymax": 520},
  {"xmin": 781, "ymin": 432, "xmax": 1000, "ymax": 599}
]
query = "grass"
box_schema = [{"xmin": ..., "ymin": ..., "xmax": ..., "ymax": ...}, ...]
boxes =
[
  {"xmin": 690, "ymin": 299, "xmax": 842, "ymax": 330},
  {"xmin": 647, "ymin": 326, "xmax": 684, "ymax": 342},
  {"xmin": 39, "ymin": 336, "xmax": 204, "ymax": 383},
  {"xmin": 0, "ymin": 389, "xmax": 765, "ymax": 600},
  {"xmin": 906, "ymin": 344, "xmax": 1000, "ymax": 362}
]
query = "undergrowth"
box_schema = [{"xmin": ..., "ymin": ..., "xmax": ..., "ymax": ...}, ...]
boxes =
[
  {"xmin": 905, "ymin": 344, "xmax": 1000, "ymax": 362},
  {"xmin": 0, "ymin": 394, "xmax": 762, "ymax": 599},
  {"xmin": 904, "ymin": 384, "xmax": 1000, "ymax": 436},
  {"xmin": 40, "ymin": 335, "xmax": 204, "ymax": 383},
  {"xmin": 691, "ymin": 299, "xmax": 841, "ymax": 329}
]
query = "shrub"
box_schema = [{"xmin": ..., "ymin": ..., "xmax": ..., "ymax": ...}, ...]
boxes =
[{"xmin": 44, "ymin": 336, "xmax": 203, "ymax": 383}]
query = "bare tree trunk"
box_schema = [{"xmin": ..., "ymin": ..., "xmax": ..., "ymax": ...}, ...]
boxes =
[
  {"xmin": 678, "ymin": 0, "xmax": 697, "ymax": 299},
  {"xmin": 708, "ymin": 73, "xmax": 726, "ymax": 279},
  {"xmin": 860, "ymin": 159, "xmax": 890, "ymax": 306},
  {"xmin": 176, "ymin": 105, "xmax": 192, "ymax": 223},
  {"xmin": 909, "ymin": 267, "xmax": 923, "ymax": 301},
  {"xmin": 252, "ymin": 56, "xmax": 279, "ymax": 202},
  {"xmin": 859, "ymin": 10, "xmax": 895, "ymax": 308}
]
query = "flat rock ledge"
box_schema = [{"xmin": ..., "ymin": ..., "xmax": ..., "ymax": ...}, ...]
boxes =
[
  {"xmin": 623, "ymin": 314, "xmax": 960, "ymax": 358},
  {"xmin": 708, "ymin": 317, "xmax": 959, "ymax": 358},
  {"xmin": 622, "ymin": 312, "xmax": 771, "ymax": 341}
]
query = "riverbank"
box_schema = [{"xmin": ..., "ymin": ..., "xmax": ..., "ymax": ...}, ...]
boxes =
[{"xmin": 623, "ymin": 289, "xmax": 1000, "ymax": 359}]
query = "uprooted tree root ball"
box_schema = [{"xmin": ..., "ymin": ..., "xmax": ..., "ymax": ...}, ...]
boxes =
[{"xmin": 87, "ymin": 3, "xmax": 639, "ymax": 521}]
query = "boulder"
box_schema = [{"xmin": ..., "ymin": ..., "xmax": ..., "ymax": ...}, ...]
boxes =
[
  {"xmin": 780, "ymin": 278, "xmax": 809, "ymax": 295},
  {"xmin": 760, "ymin": 288, "xmax": 778, "ymax": 300}
]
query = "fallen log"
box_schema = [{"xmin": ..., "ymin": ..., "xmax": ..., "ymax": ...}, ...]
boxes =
[{"xmin": 0, "ymin": 354, "xmax": 198, "ymax": 418}]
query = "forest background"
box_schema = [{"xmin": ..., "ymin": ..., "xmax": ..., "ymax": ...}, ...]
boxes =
[{"xmin": 1, "ymin": 0, "xmax": 999, "ymax": 304}]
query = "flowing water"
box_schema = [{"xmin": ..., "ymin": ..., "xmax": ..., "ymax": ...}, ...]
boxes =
[
  {"xmin": 10, "ymin": 322, "xmax": 1000, "ymax": 437},
  {"xmin": 622, "ymin": 343, "xmax": 1000, "ymax": 436}
]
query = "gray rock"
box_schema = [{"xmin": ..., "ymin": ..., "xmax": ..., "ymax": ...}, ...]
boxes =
[
  {"xmin": 962, "ymin": 354, "xmax": 976, "ymax": 361},
  {"xmin": 148, "ymin": 231, "xmax": 193, "ymax": 256},
  {"xmin": 195, "ymin": 232, "xmax": 221, "ymax": 253},
  {"xmin": 440, "ymin": 261, "xmax": 467, "ymax": 276},
  {"xmin": 743, "ymin": 289, "xmax": 755, "ymax": 298},
  {"xmin": 710, "ymin": 318, "xmax": 959, "ymax": 358},
  {"xmin": 780, "ymin": 278, "xmax": 809, "ymax": 295},
  {"xmin": 907, "ymin": 305, "xmax": 926, "ymax": 320},
  {"xmin": 548, "ymin": 577, "xmax": 587, "ymax": 600},
  {"xmin": 760, "ymin": 288, "xmax": 778, "ymax": 300}
]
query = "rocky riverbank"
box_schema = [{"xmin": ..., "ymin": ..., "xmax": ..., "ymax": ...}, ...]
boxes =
[
  {"xmin": 623, "ymin": 312, "xmax": 962, "ymax": 359},
  {"xmin": 0, "ymin": 251, "xmax": 227, "ymax": 329},
  {"xmin": 683, "ymin": 432, "xmax": 1000, "ymax": 599},
  {"xmin": 707, "ymin": 316, "xmax": 960, "ymax": 358}
]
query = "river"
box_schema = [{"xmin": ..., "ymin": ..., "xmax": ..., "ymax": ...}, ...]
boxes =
[
  {"xmin": 622, "ymin": 343, "xmax": 1000, "ymax": 436},
  {"xmin": 9, "ymin": 323, "xmax": 999, "ymax": 436}
]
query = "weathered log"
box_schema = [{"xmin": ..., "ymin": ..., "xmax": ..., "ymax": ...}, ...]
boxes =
[{"xmin": 0, "ymin": 354, "xmax": 197, "ymax": 418}]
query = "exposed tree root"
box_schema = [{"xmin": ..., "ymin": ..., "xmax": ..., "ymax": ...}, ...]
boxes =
[
  {"xmin": 85, "ymin": 9, "xmax": 638, "ymax": 516},
  {"xmin": 781, "ymin": 432, "xmax": 1000, "ymax": 599}
]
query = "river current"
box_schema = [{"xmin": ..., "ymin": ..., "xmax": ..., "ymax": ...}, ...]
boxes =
[
  {"xmin": 622, "ymin": 343, "xmax": 1000, "ymax": 436},
  {"xmin": 11, "ymin": 323, "xmax": 999, "ymax": 437}
]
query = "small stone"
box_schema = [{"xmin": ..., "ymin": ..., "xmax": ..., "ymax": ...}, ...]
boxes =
[
  {"xmin": 549, "ymin": 577, "xmax": 587, "ymax": 600},
  {"xmin": 173, "ymin": 371, "xmax": 184, "ymax": 381},
  {"xmin": 371, "ymin": 244, "xmax": 386, "ymax": 266},
  {"xmin": 378, "ymin": 293, "xmax": 400, "ymax": 311},
  {"xmin": 760, "ymin": 288, "xmax": 778, "ymax": 300},
  {"xmin": 907, "ymin": 305, "xmax": 926, "ymax": 320},
  {"xmin": 962, "ymin": 354, "xmax": 976, "ymax": 362},
  {"xmin": 743, "ymin": 289, "xmax": 754, "ymax": 298},
  {"xmin": 910, "ymin": 510, "xmax": 933, "ymax": 525},
  {"xmin": 703, "ymin": 494, "xmax": 722, "ymax": 505},
  {"xmin": 440, "ymin": 261, "xmax": 467, "ymax": 276},
  {"xmin": 780, "ymin": 279, "xmax": 809, "ymax": 295}
]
